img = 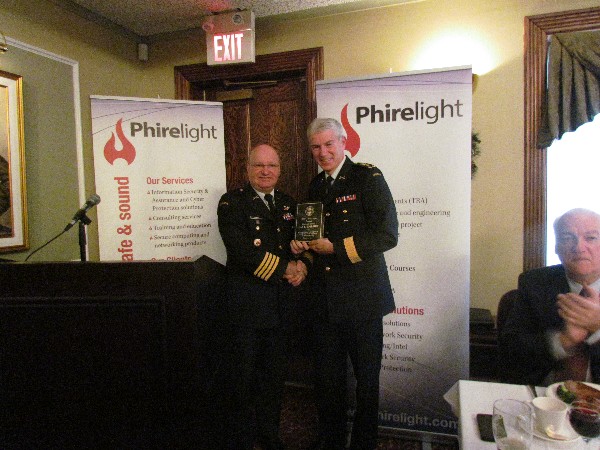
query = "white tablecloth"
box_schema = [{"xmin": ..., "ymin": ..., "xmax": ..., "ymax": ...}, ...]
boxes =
[{"xmin": 444, "ymin": 380, "xmax": 598, "ymax": 449}]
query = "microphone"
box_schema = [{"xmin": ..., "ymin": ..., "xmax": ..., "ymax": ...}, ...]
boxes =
[{"xmin": 64, "ymin": 194, "xmax": 101, "ymax": 231}]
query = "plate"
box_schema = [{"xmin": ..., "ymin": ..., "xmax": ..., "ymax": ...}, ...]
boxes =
[
  {"xmin": 532, "ymin": 423, "xmax": 580, "ymax": 443},
  {"xmin": 546, "ymin": 381, "xmax": 600, "ymax": 403}
]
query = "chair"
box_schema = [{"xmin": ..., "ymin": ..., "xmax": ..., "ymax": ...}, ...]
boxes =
[{"xmin": 496, "ymin": 289, "xmax": 520, "ymax": 335}]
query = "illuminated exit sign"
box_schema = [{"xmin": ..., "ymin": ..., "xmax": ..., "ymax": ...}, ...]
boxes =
[{"xmin": 202, "ymin": 11, "xmax": 255, "ymax": 66}]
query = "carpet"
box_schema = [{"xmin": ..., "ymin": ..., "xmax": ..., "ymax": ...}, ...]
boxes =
[{"xmin": 277, "ymin": 384, "xmax": 458, "ymax": 450}]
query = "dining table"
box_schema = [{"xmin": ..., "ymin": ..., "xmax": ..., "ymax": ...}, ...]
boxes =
[{"xmin": 444, "ymin": 379, "xmax": 599, "ymax": 449}]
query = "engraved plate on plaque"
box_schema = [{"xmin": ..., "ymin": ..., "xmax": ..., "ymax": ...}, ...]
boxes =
[{"xmin": 295, "ymin": 202, "xmax": 324, "ymax": 241}]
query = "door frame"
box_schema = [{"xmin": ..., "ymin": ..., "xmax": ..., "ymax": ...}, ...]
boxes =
[{"xmin": 174, "ymin": 47, "xmax": 323, "ymax": 120}]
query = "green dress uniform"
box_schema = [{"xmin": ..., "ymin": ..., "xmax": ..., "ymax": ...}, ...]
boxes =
[
  {"xmin": 217, "ymin": 184, "xmax": 297, "ymax": 450},
  {"xmin": 308, "ymin": 156, "xmax": 398, "ymax": 450}
]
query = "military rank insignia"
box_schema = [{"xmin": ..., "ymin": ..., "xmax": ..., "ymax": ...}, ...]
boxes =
[{"xmin": 336, "ymin": 195, "xmax": 356, "ymax": 203}]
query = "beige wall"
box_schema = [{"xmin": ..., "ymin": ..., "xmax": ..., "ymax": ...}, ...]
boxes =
[{"xmin": 1, "ymin": 0, "xmax": 598, "ymax": 313}]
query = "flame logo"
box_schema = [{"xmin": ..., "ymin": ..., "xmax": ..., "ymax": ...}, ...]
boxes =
[
  {"xmin": 341, "ymin": 104, "xmax": 360, "ymax": 157},
  {"xmin": 104, "ymin": 119, "xmax": 136, "ymax": 165}
]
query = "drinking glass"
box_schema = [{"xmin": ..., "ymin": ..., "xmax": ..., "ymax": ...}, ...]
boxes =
[
  {"xmin": 568, "ymin": 400, "xmax": 600, "ymax": 444},
  {"xmin": 492, "ymin": 399, "xmax": 533, "ymax": 450}
]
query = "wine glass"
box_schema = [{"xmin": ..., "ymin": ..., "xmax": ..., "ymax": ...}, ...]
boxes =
[
  {"xmin": 492, "ymin": 399, "xmax": 533, "ymax": 450},
  {"xmin": 568, "ymin": 400, "xmax": 600, "ymax": 444}
]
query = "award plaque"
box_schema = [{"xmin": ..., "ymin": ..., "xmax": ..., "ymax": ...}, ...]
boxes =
[{"xmin": 295, "ymin": 202, "xmax": 324, "ymax": 241}]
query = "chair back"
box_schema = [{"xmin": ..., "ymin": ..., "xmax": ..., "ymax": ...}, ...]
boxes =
[{"xmin": 496, "ymin": 289, "xmax": 520, "ymax": 333}]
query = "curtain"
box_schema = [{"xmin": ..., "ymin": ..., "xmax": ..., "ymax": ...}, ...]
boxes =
[{"xmin": 538, "ymin": 30, "xmax": 600, "ymax": 149}]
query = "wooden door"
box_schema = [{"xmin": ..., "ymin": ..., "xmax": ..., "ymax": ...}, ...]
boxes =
[
  {"xmin": 175, "ymin": 48, "xmax": 323, "ymax": 202},
  {"xmin": 175, "ymin": 49, "xmax": 323, "ymax": 383},
  {"xmin": 204, "ymin": 77, "xmax": 311, "ymax": 201}
]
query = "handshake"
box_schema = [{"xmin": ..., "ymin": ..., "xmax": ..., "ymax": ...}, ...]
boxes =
[{"xmin": 284, "ymin": 259, "xmax": 307, "ymax": 287}]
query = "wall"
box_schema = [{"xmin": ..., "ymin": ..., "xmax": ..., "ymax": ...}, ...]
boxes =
[
  {"xmin": 1, "ymin": 0, "xmax": 148, "ymax": 259},
  {"xmin": 0, "ymin": 0, "xmax": 598, "ymax": 313},
  {"xmin": 0, "ymin": 44, "xmax": 80, "ymax": 260}
]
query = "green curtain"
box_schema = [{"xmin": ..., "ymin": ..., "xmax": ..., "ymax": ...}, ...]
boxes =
[{"xmin": 538, "ymin": 30, "xmax": 600, "ymax": 149}]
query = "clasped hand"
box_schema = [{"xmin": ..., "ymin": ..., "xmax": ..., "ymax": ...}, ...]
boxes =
[
  {"xmin": 290, "ymin": 238, "xmax": 334, "ymax": 255},
  {"xmin": 558, "ymin": 285, "xmax": 600, "ymax": 347},
  {"xmin": 284, "ymin": 260, "xmax": 307, "ymax": 287}
]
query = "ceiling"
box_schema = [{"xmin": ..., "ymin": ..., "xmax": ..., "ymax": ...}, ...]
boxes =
[{"xmin": 49, "ymin": 0, "xmax": 423, "ymax": 41}]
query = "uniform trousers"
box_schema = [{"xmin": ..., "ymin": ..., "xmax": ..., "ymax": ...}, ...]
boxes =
[
  {"xmin": 313, "ymin": 317, "xmax": 383, "ymax": 450},
  {"xmin": 227, "ymin": 326, "xmax": 287, "ymax": 450}
]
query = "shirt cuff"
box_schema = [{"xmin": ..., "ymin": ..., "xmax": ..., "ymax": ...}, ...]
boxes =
[
  {"xmin": 548, "ymin": 331, "xmax": 570, "ymax": 359},
  {"xmin": 586, "ymin": 329, "xmax": 600, "ymax": 345}
]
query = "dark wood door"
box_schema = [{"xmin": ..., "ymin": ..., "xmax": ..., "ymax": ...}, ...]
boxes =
[
  {"xmin": 204, "ymin": 77, "xmax": 312, "ymax": 201},
  {"xmin": 175, "ymin": 48, "xmax": 323, "ymax": 202},
  {"xmin": 175, "ymin": 49, "xmax": 323, "ymax": 383}
]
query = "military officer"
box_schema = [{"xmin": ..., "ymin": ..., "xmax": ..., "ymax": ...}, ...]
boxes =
[
  {"xmin": 218, "ymin": 144, "xmax": 306, "ymax": 450},
  {"xmin": 292, "ymin": 118, "xmax": 398, "ymax": 450}
]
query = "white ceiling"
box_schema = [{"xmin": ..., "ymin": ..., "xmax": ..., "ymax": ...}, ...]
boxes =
[{"xmin": 49, "ymin": 0, "xmax": 423, "ymax": 40}]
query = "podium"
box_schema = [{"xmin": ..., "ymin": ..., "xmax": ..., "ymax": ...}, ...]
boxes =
[{"xmin": 0, "ymin": 256, "xmax": 227, "ymax": 448}]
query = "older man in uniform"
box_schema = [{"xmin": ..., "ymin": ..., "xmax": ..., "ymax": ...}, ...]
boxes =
[
  {"xmin": 218, "ymin": 144, "xmax": 306, "ymax": 450},
  {"xmin": 499, "ymin": 208, "xmax": 600, "ymax": 386},
  {"xmin": 292, "ymin": 118, "xmax": 398, "ymax": 450}
]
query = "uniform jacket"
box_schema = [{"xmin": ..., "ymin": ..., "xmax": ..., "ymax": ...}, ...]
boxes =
[
  {"xmin": 308, "ymin": 157, "xmax": 398, "ymax": 323},
  {"xmin": 499, "ymin": 264, "xmax": 600, "ymax": 385},
  {"xmin": 217, "ymin": 184, "xmax": 297, "ymax": 328}
]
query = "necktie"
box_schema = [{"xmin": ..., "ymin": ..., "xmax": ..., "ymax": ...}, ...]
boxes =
[
  {"xmin": 325, "ymin": 176, "xmax": 334, "ymax": 195},
  {"xmin": 563, "ymin": 345, "xmax": 589, "ymax": 381},
  {"xmin": 591, "ymin": 348, "xmax": 600, "ymax": 383},
  {"xmin": 264, "ymin": 193, "xmax": 276, "ymax": 218}
]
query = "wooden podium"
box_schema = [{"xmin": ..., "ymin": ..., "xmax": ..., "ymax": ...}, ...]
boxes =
[{"xmin": 0, "ymin": 256, "xmax": 227, "ymax": 448}]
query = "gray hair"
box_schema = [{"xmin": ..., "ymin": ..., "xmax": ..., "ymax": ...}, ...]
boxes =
[
  {"xmin": 553, "ymin": 208, "xmax": 600, "ymax": 234},
  {"xmin": 307, "ymin": 118, "xmax": 347, "ymax": 140}
]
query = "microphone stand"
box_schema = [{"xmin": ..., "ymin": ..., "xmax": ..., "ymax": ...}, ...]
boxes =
[
  {"xmin": 25, "ymin": 194, "xmax": 101, "ymax": 262},
  {"xmin": 78, "ymin": 213, "xmax": 92, "ymax": 262}
]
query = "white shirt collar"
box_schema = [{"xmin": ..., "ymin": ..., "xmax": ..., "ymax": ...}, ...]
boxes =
[
  {"xmin": 326, "ymin": 157, "xmax": 346, "ymax": 181},
  {"xmin": 253, "ymin": 188, "xmax": 275, "ymax": 206},
  {"xmin": 567, "ymin": 277, "xmax": 600, "ymax": 294}
]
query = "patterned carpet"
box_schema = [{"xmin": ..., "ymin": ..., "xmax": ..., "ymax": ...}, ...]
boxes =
[{"xmin": 277, "ymin": 384, "xmax": 459, "ymax": 450}]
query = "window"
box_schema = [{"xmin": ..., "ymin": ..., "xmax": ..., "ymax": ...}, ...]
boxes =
[
  {"xmin": 524, "ymin": 8, "xmax": 600, "ymax": 271},
  {"xmin": 545, "ymin": 114, "xmax": 600, "ymax": 265}
]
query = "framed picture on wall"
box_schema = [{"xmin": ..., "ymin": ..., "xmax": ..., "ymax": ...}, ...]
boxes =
[{"xmin": 0, "ymin": 70, "xmax": 28, "ymax": 252}]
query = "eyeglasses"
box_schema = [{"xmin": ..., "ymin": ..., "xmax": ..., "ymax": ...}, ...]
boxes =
[{"xmin": 250, "ymin": 164, "xmax": 280, "ymax": 170}]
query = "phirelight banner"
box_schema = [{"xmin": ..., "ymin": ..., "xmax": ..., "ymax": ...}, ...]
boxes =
[
  {"xmin": 91, "ymin": 96, "xmax": 226, "ymax": 264},
  {"xmin": 316, "ymin": 67, "xmax": 471, "ymax": 436}
]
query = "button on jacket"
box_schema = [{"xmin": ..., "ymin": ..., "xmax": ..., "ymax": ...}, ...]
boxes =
[
  {"xmin": 309, "ymin": 156, "xmax": 398, "ymax": 323},
  {"xmin": 217, "ymin": 184, "xmax": 297, "ymax": 327}
]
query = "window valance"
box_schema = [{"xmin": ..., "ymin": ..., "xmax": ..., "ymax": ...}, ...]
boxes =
[{"xmin": 538, "ymin": 30, "xmax": 600, "ymax": 148}]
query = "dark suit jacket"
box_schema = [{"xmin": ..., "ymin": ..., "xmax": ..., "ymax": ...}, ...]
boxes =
[
  {"xmin": 308, "ymin": 157, "xmax": 398, "ymax": 323},
  {"xmin": 217, "ymin": 184, "xmax": 297, "ymax": 328},
  {"xmin": 499, "ymin": 264, "xmax": 600, "ymax": 385}
]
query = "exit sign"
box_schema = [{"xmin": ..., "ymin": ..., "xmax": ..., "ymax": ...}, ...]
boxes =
[{"xmin": 202, "ymin": 11, "xmax": 255, "ymax": 66}]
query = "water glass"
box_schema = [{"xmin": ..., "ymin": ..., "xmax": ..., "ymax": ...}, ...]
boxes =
[{"xmin": 492, "ymin": 399, "xmax": 533, "ymax": 450}]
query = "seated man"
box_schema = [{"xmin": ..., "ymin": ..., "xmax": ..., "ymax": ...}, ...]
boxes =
[{"xmin": 499, "ymin": 208, "xmax": 600, "ymax": 385}]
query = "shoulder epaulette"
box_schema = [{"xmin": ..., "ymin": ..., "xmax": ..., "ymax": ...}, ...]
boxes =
[{"xmin": 356, "ymin": 162, "xmax": 376, "ymax": 169}]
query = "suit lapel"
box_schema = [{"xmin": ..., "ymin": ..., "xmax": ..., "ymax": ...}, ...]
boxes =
[
  {"xmin": 273, "ymin": 191, "xmax": 285, "ymax": 221},
  {"xmin": 554, "ymin": 267, "xmax": 570, "ymax": 294},
  {"xmin": 542, "ymin": 268, "xmax": 571, "ymax": 324}
]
